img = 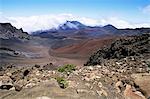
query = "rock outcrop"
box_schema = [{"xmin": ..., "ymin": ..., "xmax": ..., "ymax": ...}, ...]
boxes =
[
  {"xmin": 124, "ymin": 84, "xmax": 146, "ymax": 99},
  {"xmin": 0, "ymin": 23, "xmax": 30, "ymax": 40},
  {"xmin": 85, "ymin": 33, "xmax": 150, "ymax": 66},
  {"xmin": 83, "ymin": 33, "xmax": 150, "ymax": 99}
]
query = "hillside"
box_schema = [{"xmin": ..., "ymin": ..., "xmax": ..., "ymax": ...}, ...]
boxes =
[
  {"xmin": 0, "ymin": 23, "xmax": 55, "ymax": 66},
  {"xmin": 50, "ymin": 37, "xmax": 117, "ymax": 58},
  {"xmin": 0, "ymin": 33, "xmax": 150, "ymax": 99},
  {"xmin": 85, "ymin": 33, "xmax": 150, "ymax": 66},
  {"xmin": 0, "ymin": 23, "xmax": 119, "ymax": 66},
  {"xmin": 0, "ymin": 23, "xmax": 30, "ymax": 40}
]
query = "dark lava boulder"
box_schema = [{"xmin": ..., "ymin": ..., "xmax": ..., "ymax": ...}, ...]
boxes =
[
  {"xmin": 0, "ymin": 84, "xmax": 13, "ymax": 90},
  {"xmin": 85, "ymin": 33, "xmax": 150, "ymax": 66}
]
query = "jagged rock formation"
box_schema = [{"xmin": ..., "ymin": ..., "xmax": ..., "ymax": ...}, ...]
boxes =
[
  {"xmin": 0, "ymin": 23, "xmax": 30, "ymax": 40},
  {"xmin": 85, "ymin": 33, "xmax": 150, "ymax": 66}
]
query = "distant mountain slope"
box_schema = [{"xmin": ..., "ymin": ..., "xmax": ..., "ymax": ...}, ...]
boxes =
[
  {"xmin": 58, "ymin": 21, "xmax": 87, "ymax": 30},
  {"xmin": 117, "ymin": 28, "xmax": 150, "ymax": 35},
  {"xmin": 51, "ymin": 37, "xmax": 117, "ymax": 57},
  {"xmin": 32, "ymin": 21, "xmax": 150, "ymax": 39},
  {"xmin": 0, "ymin": 23, "xmax": 53, "ymax": 66},
  {"xmin": 0, "ymin": 23, "xmax": 30, "ymax": 40}
]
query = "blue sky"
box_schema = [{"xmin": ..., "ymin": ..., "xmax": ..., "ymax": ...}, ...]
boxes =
[
  {"xmin": 1, "ymin": 0, "xmax": 150, "ymax": 20},
  {"xmin": 0, "ymin": 0, "xmax": 150, "ymax": 32}
]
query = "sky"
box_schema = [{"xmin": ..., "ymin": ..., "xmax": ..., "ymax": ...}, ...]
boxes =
[{"xmin": 0, "ymin": 0, "xmax": 150, "ymax": 32}]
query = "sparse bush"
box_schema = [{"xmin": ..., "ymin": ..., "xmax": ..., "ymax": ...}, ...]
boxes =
[
  {"xmin": 57, "ymin": 64, "xmax": 76, "ymax": 75},
  {"xmin": 55, "ymin": 77, "xmax": 68, "ymax": 89}
]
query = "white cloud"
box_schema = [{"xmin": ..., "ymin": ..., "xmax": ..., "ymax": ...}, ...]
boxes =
[
  {"xmin": 0, "ymin": 14, "xmax": 102, "ymax": 33},
  {"xmin": 143, "ymin": 4, "xmax": 150, "ymax": 14},
  {"xmin": 6, "ymin": 14, "xmax": 75, "ymax": 33},
  {"xmin": 79, "ymin": 17, "xmax": 100, "ymax": 26},
  {"xmin": 99, "ymin": 17, "xmax": 133, "ymax": 28},
  {"xmin": 0, "ymin": 13, "xmax": 150, "ymax": 33},
  {"xmin": 98, "ymin": 17, "xmax": 150, "ymax": 29}
]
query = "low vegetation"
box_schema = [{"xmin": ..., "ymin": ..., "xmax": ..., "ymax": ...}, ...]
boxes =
[
  {"xmin": 57, "ymin": 64, "xmax": 76, "ymax": 75},
  {"xmin": 55, "ymin": 77, "xmax": 68, "ymax": 89}
]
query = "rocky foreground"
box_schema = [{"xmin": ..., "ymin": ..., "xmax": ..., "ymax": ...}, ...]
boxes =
[
  {"xmin": 0, "ymin": 34, "xmax": 150, "ymax": 99},
  {"xmin": 0, "ymin": 57, "xmax": 150, "ymax": 99}
]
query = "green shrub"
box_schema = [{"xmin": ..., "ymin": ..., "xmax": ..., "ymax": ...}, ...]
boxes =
[
  {"xmin": 57, "ymin": 64, "xmax": 76, "ymax": 74},
  {"xmin": 55, "ymin": 77, "xmax": 68, "ymax": 89}
]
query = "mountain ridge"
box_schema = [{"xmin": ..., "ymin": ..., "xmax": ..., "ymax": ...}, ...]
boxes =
[
  {"xmin": 32, "ymin": 21, "xmax": 150, "ymax": 39},
  {"xmin": 58, "ymin": 21, "xmax": 87, "ymax": 30},
  {"xmin": 0, "ymin": 23, "xmax": 30, "ymax": 40}
]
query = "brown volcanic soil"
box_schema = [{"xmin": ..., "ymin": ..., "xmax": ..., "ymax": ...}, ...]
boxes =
[
  {"xmin": 50, "ymin": 37, "xmax": 117, "ymax": 58},
  {"xmin": 48, "ymin": 36, "xmax": 118, "ymax": 66},
  {"xmin": 1, "ymin": 36, "xmax": 118, "ymax": 67}
]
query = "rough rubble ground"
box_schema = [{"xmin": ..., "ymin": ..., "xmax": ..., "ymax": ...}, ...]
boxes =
[
  {"xmin": 0, "ymin": 56, "xmax": 150, "ymax": 99},
  {"xmin": 0, "ymin": 33, "xmax": 150, "ymax": 99}
]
